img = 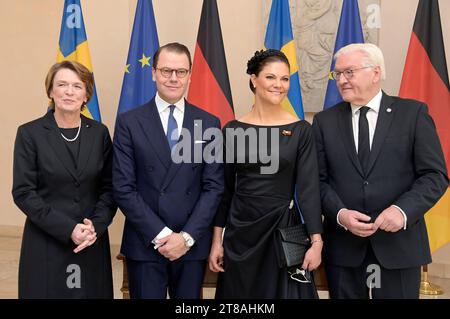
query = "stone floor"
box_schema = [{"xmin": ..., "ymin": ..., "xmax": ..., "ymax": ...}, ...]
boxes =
[{"xmin": 0, "ymin": 225, "xmax": 449, "ymax": 299}]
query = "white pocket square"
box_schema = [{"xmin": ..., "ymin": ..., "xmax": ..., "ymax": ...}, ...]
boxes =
[{"xmin": 194, "ymin": 140, "xmax": 206, "ymax": 144}]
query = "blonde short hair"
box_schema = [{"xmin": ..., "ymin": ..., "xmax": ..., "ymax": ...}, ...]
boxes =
[{"xmin": 334, "ymin": 43, "xmax": 386, "ymax": 80}]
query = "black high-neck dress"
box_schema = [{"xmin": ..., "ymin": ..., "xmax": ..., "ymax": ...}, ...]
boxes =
[{"xmin": 214, "ymin": 120, "xmax": 323, "ymax": 299}]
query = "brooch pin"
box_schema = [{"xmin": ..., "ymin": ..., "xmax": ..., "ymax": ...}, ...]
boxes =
[
  {"xmin": 386, "ymin": 108, "xmax": 392, "ymax": 113},
  {"xmin": 281, "ymin": 130, "xmax": 292, "ymax": 136}
]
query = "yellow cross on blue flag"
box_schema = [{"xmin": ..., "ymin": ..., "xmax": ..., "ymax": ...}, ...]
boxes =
[
  {"xmin": 56, "ymin": 0, "xmax": 101, "ymax": 121},
  {"xmin": 264, "ymin": 0, "xmax": 304, "ymax": 119}
]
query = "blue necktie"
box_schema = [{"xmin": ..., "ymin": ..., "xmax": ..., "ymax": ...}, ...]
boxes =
[{"xmin": 167, "ymin": 105, "xmax": 178, "ymax": 150}]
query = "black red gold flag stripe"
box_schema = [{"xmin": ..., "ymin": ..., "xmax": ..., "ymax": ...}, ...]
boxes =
[
  {"xmin": 399, "ymin": 0, "xmax": 450, "ymax": 252},
  {"xmin": 188, "ymin": 0, "xmax": 234, "ymax": 127}
]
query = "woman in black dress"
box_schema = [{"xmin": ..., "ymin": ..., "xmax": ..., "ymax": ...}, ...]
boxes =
[
  {"xmin": 12, "ymin": 61, "xmax": 116, "ymax": 298},
  {"xmin": 209, "ymin": 50, "xmax": 323, "ymax": 298}
]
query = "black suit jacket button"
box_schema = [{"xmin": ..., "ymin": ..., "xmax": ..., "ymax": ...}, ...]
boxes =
[
  {"xmin": 186, "ymin": 191, "xmax": 191, "ymax": 195},
  {"xmin": 74, "ymin": 181, "xmax": 80, "ymax": 187},
  {"xmin": 363, "ymin": 181, "xmax": 369, "ymax": 186},
  {"xmin": 160, "ymin": 191, "xmax": 165, "ymax": 196}
]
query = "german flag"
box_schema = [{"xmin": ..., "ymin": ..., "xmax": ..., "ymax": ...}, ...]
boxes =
[
  {"xmin": 399, "ymin": 0, "xmax": 450, "ymax": 253},
  {"xmin": 188, "ymin": 0, "xmax": 234, "ymax": 127}
]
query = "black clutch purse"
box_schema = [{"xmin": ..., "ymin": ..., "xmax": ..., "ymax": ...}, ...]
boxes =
[{"xmin": 276, "ymin": 222, "xmax": 310, "ymax": 268}]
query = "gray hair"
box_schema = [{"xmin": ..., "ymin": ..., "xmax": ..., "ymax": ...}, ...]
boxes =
[{"xmin": 334, "ymin": 43, "xmax": 386, "ymax": 80}]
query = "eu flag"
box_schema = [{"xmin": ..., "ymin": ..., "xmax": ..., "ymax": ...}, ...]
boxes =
[
  {"xmin": 57, "ymin": 0, "xmax": 101, "ymax": 121},
  {"xmin": 264, "ymin": 0, "xmax": 304, "ymax": 119},
  {"xmin": 323, "ymin": 0, "xmax": 364, "ymax": 109},
  {"xmin": 117, "ymin": 0, "xmax": 159, "ymax": 115}
]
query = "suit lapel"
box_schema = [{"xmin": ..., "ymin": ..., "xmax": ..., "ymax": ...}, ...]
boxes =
[
  {"xmin": 366, "ymin": 92, "xmax": 395, "ymax": 175},
  {"xmin": 138, "ymin": 99, "xmax": 171, "ymax": 170},
  {"xmin": 43, "ymin": 112, "xmax": 78, "ymax": 181},
  {"xmin": 161, "ymin": 100, "xmax": 194, "ymax": 189},
  {"xmin": 77, "ymin": 115, "xmax": 94, "ymax": 177},
  {"xmin": 338, "ymin": 103, "xmax": 364, "ymax": 176}
]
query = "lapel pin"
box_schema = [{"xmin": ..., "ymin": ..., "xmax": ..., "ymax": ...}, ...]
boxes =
[
  {"xmin": 281, "ymin": 130, "xmax": 292, "ymax": 136},
  {"xmin": 386, "ymin": 108, "xmax": 392, "ymax": 113}
]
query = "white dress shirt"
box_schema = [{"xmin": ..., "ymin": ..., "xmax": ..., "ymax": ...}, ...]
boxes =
[
  {"xmin": 155, "ymin": 92, "xmax": 185, "ymax": 137},
  {"xmin": 152, "ymin": 93, "xmax": 186, "ymax": 248},
  {"xmin": 337, "ymin": 90, "xmax": 407, "ymax": 230},
  {"xmin": 350, "ymin": 90, "xmax": 382, "ymax": 152}
]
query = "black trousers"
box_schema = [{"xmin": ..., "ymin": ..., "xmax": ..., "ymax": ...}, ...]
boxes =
[{"xmin": 325, "ymin": 244, "xmax": 421, "ymax": 299}]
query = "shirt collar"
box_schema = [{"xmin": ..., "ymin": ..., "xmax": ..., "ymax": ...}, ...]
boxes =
[
  {"xmin": 155, "ymin": 92, "xmax": 185, "ymax": 114},
  {"xmin": 350, "ymin": 90, "xmax": 382, "ymax": 115}
]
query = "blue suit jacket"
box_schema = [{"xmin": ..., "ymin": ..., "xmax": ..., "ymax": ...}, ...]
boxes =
[{"xmin": 113, "ymin": 98, "xmax": 224, "ymax": 261}]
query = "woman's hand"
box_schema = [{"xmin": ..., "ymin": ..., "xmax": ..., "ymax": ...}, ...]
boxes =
[
  {"xmin": 208, "ymin": 242, "xmax": 224, "ymax": 272},
  {"xmin": 71, "ymin": 218, "xmax": 97, "ymax": 253},
  {"xmin": 208, "ymin": 227, "xmax": 225, "ymax": 272},
  {"xmin": 301, "ymin": 235, "xmax": 323, "ymax": 271}
]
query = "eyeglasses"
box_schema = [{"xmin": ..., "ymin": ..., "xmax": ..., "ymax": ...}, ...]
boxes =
[
  {"xmin": 288, "ymin": 268, "xmax": 312, "ymax": 283},
  {"xmin": 330, "ymin": 66, "xmax": 374, "ymax": 80},
  {"xmin": 156, "ymin": 67, "xmax": 190, "ymax": 78}
]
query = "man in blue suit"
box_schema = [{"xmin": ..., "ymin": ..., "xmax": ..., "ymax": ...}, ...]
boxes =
[{"xmin": 113, "ymin": 42, "xmax": 224, "ymax": 299}]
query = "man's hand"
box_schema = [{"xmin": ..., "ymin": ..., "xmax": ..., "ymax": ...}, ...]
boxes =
[
  {"xmin": 157, "ymin": 233, "xmax": 189, "ymax": 261},
  {"xmin": 339, "ymin": 209, "xmax": 376, "ymax": 237},
  {"xmin": 373, "ymin": 206, "xmax": 405, "ymax": 233}
]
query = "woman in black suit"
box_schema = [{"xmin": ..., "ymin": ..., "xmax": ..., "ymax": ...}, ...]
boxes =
[{"xmin": 12, "ymin": 61, "xmax": 117, "ymax": 298}]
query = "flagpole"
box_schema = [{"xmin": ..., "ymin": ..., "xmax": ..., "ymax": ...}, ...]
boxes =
[{"xmin": 420, "ymin": 265, "xmax": 444, "ymax": 295}]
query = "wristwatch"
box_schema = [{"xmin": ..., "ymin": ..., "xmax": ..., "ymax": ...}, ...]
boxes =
[{"xmin": 180, "ymin": 231, "xmax": 195, "ymax": 248}]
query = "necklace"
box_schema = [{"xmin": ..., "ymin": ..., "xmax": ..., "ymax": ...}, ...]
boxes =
[{"xmin": 60, "ymin": 121, "xmax": 81, "ymax": 142}]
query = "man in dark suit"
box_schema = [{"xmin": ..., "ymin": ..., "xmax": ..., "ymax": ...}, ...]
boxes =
[
  {"xmin": 313, "ymin": 43, "xmax": 448, "ymax": 299},
  {"xmin": 113, "ymin": 42, "xmax": 224, "ymax": 299}
]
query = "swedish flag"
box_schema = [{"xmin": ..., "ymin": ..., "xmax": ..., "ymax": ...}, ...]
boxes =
[
  {"xmin": 264, "ymin": 0, "xmax": 304, "ymax": 119},
  {"xmin": 56, "ymin": 0, "xmax": 101, "ymax": 121}
]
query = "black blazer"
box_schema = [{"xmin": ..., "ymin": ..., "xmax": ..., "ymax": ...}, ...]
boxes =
[
  {"xmin": 12, "ymin": 111, "xmax": 117, "ymax": 298},
  {"xmin": 312, "ymin": 92, "xmax": 448, "ymax": 269}
]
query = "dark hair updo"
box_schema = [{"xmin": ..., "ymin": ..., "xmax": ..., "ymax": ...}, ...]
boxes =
[{"xmin": 246, "ymin": 49, "xmax": 290, "ymax": 93}]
